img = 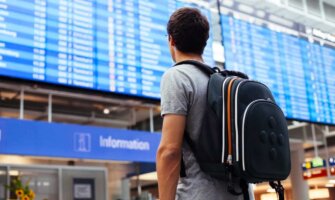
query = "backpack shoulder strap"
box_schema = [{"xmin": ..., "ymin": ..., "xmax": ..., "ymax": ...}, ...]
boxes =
[
  {"xmin": 270, "ymin": 181, "xmax": 285, "ymax": 200},
  {"xmin": 174, "ymin": 60, "xmax": 249, "ymax": 79},
  {"xmin": 174, "ymin": 60, "xmax": 217, "ymax": 76}
]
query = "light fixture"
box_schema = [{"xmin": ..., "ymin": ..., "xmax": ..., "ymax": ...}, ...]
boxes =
[
  {"xmin": 221, "ymin": 0, "xmax": 234, "ymax": 7},
  {"xmin": 309, "ymin": 188, "xmax": 330, "ymax": 199},
  {"xmin": 43, "ymin": 181, "xmax": 50, "ymax": 186},
  {"xmin": 103, "ymin": 108, "xmax": 110, "ymax": 114},
  {"xmin": 325, "ymin": 183, "xmax": 334, "ymax": 188},
  {"xmin": 130, "ymin": 172, "xmax": 157, "ymax": 181},
  {"xmin": 9, "ymin": 170, "xmax": 19, "ymax": 176}
]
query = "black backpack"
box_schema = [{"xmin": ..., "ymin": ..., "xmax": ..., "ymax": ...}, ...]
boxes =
[{"xmin": 175, "ymin": 60, "xmax": 291, "ymax": 200}]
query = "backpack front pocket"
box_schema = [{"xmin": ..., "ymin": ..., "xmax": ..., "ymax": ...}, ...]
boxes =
[{"xmin": 241, "ymin": 99, "xmax": 291, "ymax": 182}]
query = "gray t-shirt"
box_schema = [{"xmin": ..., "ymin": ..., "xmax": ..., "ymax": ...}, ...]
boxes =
[{"xmin": 160, "ymin": 63, "xmax": 248, "ymax": 200}]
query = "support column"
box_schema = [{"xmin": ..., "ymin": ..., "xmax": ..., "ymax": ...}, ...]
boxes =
[
  {"xmin": 290, "ymin": 143, "xmax": 310, "ymax": 200},
  {"xmin": 48, "ymin": 94, "xmax": 52, "ymax": 123},
  {"xmin": 121, "ymin": 178, "xmax": 130, "ymax": 200},
  {"xmin": 149, "ymin": 107, "xmax": 154, "ymax": 133},
  {"xmin": 19, "ymin": 89, "xmax": 24, "ymax": 119}
]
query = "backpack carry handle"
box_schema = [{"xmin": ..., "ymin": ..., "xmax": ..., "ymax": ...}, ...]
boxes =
[
  {"xmin": 174, "ymin": 60, "xmax": 249, "ymax": 79},
  {"xmin": 221, "ymin": 70, "xmax": 249, "ymax": 79}
]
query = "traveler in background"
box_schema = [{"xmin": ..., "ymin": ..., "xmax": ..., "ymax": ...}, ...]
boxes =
[{"xmin": 156, "ymin": 7, "xmax": 250, "ymax": 200}]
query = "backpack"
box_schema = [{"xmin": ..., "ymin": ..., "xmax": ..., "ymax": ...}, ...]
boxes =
[{"xmin": 175, "ymin": 60, "xmax": 291, "ymax": 200}]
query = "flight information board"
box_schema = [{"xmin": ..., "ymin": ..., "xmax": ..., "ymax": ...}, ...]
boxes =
[
  {"xmin": 0, "ymin": 0, "xmax": 213, "ymax": 99},
  {"xmin": 221, "ymin": 14, "xmax": 335, "ymax": 124}
]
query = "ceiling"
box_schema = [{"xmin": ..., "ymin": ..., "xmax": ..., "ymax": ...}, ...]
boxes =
[
  {"xmin": 0, "ymin": 78, "xmax": 161, "ymax": 130},
  {"xmin": 225, "ymin": 0, "xmax": 335, "ymax": 33}
]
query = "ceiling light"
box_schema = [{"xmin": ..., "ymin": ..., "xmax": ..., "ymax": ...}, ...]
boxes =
[
  {"xmin": 130, "ymin": 172, "xmax": 157, "ymax": 181},
  {"xmin": 9, "ymin": 170, "xmax": 19, "ymax": 176},
  {"xmin": 222, "ymin": 0, "xmax": 234, "ymax": 7},
  {"xmin": 309, "ymin": 188, "xmax": 330, "ymax": 199},
  {"xmin": 103, "ymin": 108, "xmax": 110, "ymax": 114}
]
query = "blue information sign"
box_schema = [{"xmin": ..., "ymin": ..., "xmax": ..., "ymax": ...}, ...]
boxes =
[
  {"xmin": 221, "ymin": 14, "xmax": 335, "ymax": 125},
  {"xmin": 0, "ymin": 118, "xmax": 160, "ymax": 162},
  {"xmin": 0, "ymin": 0, "xmax": 213, "ymax": 99}
]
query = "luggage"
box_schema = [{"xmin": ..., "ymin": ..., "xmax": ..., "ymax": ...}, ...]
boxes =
[{"xmin": 175, "ymin": 60, "xmax": 291, "ymax": 200}]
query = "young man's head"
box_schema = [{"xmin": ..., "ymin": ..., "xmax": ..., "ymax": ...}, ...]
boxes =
[{"xmin": 167, "ymin": 7, "xmax": 210, "ymax": 62}]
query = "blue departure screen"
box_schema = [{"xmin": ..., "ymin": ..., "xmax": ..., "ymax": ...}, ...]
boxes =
[
  {"xmin": 221, "ymin": 14, "xmax": 335, "ymax": 124},
  {"xmin": 0, "ymin": 0, "xmax": 213, "ymax": 99}
]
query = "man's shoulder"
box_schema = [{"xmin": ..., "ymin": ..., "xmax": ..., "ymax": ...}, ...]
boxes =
[{"xmin": 161, "ymin": 64, "xmax": 192, "ymax": 83}]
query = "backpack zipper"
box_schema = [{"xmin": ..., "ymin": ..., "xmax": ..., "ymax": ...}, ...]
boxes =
[
  {"xmin": 226, "ymin": 77, "xmax": 238, "ymax": 164},
  {"xmin": 234, "ymin": 80, "xmax": 247, "ymax": 162},
  {"xmin": 221, "ymin": 78, "xmax": 230, "ymax": 163}
]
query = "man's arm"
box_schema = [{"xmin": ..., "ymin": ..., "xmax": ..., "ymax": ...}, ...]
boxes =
[{"xmin": 156, "ymin": 114, "xmax": 186, "ymax": 200}]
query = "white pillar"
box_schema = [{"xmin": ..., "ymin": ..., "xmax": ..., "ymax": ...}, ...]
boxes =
[
  {"xmin": 290, "ymin": 143, "xmax": 310, "ymax": 200},
  {"xmin": 149, "ymin": 107, "xmax": 154, "ymax": 133},
  {"xmin": 19, "ymin": 89, "xmax": 24, "ymax": 119},
  {"xmin": 121, "ymin": 178, "xmax": 130, "ymax": 200},
  {"xmin": 48, "ymin": 94, "xmax": 52, "ymax": 123}
]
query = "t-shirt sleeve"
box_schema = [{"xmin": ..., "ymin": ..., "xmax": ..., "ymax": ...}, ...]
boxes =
[{"xmin": 160, "ymin": 68, "xmax": 193, "ymax": 116}]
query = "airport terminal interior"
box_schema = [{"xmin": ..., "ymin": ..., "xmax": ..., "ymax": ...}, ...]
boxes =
[{"xmin": 0, "ymin": 0, "xmax": 335, "ymax": 199}]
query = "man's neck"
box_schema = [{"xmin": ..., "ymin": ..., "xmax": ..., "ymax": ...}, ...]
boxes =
[{"xmin": 174, "ymin": 52, "xmax": 203, "ymax": 63}]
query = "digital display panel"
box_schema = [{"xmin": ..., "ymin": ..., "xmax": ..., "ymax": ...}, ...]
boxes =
[
  {"xmin": 221, "ymin": 14, "xmax": 335, "ymax": 124},
  {"xmin": 0, "ymin": 0, "xmax": 213, "ymax": 99}
]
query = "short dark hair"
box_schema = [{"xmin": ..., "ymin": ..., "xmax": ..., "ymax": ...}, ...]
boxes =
[{"xmin": 167, "ymin": 7, "xmax": 209, "ymax": 55}]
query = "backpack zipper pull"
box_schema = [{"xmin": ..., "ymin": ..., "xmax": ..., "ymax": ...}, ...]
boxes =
[{"xmin": 227, "ymin": 155, "xmax": 232, "ymax": 164}]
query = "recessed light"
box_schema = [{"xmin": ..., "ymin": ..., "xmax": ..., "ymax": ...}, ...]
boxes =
[{"xmin": 103, "ymin": 108, "xmax": 110, "ymax": 114}]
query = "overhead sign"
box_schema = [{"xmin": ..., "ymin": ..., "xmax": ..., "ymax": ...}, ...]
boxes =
[
  {"xmin": 312, "ymin": 157, "xmax": 326, "ymax": 168},
  {"xmin": 302, "ymin": 158, "xmax": 326, "ymax": 171},
  {"xmin": 329, "ymin": 157, "xmax": 335, "ymax": 166},
  {"xmin": 303, "ymin": 168, "xmax": 327, "ymax": 180},
  {"xmin": 0, "ymin": 0, "xmax": 214, "ymax": 100},
  {"xmin": 0, "ymin": 118, "xmax": 160, "ymax": 162},
  {"xmin": 221, "ymin": 11, "xmax": 335, "ymax": 125}
]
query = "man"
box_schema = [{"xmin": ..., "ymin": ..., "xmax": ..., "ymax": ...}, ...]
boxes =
[{"xmin": 156, "ymin": 8, "xmax": 248, "ymax": 200}]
